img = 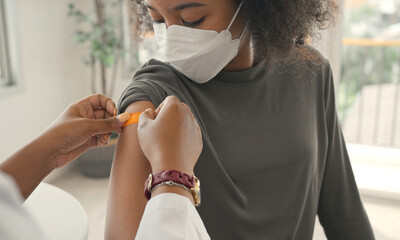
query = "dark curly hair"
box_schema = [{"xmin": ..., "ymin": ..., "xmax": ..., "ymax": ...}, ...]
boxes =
[{"xmin": 129, "ymin": 0, "xmax": 338, "ymax": 67}]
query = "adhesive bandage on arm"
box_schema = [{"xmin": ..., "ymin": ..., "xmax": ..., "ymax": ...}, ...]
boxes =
[{"xmin": 123, "ymin": 112, "xmax": 143, "ymax": 127}]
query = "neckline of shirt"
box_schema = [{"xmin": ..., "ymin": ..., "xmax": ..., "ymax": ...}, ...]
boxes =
[
  {"xmin": 213, "ymin": 62, "xmax": 266, "ymax": 85},
  {"xmin": 148, "ymin": 59, "xmax": 266, "ymax": 86}
]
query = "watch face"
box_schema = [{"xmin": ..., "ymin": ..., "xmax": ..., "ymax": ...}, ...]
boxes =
[
  {"xmin": 147, "ymin": 174, "xmax": 153, "ymax": 192},
  {"xmin": 192, "ymin": 177, "xmax": 201, "ymax": 207}
]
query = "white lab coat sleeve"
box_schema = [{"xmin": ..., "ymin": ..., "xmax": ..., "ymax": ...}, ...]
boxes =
[
  {"xmin": 135, "ymin": 193, "xmax": 211, "ymax": 240},
  {"xmin": 0, "ymin": 171, "xmax": 49, "ymax": 240}
]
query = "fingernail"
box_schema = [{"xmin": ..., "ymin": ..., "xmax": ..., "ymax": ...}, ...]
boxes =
[
  {"xmin": 113, "ymin": 108, "xmax": 117, "ymax": 116},
  {"xmin": 117, "ymin": 112, "xmax": 130, "ymax": 122},
  {"xmin": 100, "ymin": 135, "xmax": 108, "ymax": 144},
  {"xmin": 104, "ymin": 135, "xmax": 110, "ymax": 145},
  {"xmin": 145, "ymin": 108, "xmax": 151, "ymax": 112}
]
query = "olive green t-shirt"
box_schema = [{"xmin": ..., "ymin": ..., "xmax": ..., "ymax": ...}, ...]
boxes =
[{"xmin": 118, "ymin": 52, "xmax": 374, "ymax": 239}]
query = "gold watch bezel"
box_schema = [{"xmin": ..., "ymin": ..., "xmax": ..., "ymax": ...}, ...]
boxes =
[
  {"xmin": 191, "ymin": 176, "xmax": 201, "ymax": 207},
  {"xmin": 147, "ymin": 173, "xmax": 153, "ymax": 193}
]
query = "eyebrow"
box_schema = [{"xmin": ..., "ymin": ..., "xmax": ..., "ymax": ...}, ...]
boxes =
[
  {"xmin": 173, "ymin": 2, "xmax": 206, "ymax": 10},
  {"xmin": 144, "ymin": 2, "xmax": 207, "ymax": 11}
]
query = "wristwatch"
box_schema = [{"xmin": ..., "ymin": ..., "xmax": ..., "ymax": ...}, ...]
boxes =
[{"xmin": 144, "ymin": 170, "xmax": 201, "ymax": 207}]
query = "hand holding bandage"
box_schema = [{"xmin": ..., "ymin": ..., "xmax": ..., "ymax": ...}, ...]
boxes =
[
  {"xmin": 20, "ymin": 94, "xmax": 130, "ymax": 169},
  {"xmin": 135, "ymin": 96, "xmax": 203, "ymax": 175}
]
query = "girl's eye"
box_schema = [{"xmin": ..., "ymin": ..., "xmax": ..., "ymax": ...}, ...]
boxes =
[{"xmin": 182, "ymin": 17, "xmax": 205, "ymax": 27}]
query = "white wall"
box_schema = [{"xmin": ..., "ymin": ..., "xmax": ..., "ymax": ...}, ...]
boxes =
[{"xmin": 0, "ymin": 0, "xmax": 130, "ymax": 161}]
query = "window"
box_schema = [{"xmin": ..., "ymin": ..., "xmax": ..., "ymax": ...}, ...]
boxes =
[
  {"xmin": 340, "ymin": 0, "xmax": 400, "ymax": 149},
  {"xmin": 121, "ymin": 0, "xmax": 157, "ymax": 76},
  {"xmin": 0, "ymin": 0, "xmax": 11, "ymax": 87},
  {"xmin": 121, "ymin": 0, "xmax": 140, "ymax": 74},
  {"xmin": 337, "ymin": 1, "xmax": 400, "ymax": 239}
]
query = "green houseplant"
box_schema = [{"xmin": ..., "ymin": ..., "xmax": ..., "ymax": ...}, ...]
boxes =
[{"xmin": 68, "ymin": 0, "xmax": 125, "ymax": 177}]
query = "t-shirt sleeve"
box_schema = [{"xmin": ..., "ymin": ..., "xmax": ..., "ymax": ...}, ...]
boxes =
[
  {"xmin": 117, "ymin": 60, "xmax": 178, "ymax": 114},
  {"xmin": 317, "ymin": 63, "xmax": 375, "ymax": 239},
  {"xmin": 118, "ymin": 80, "xmax": 165, "ymax": 114}
]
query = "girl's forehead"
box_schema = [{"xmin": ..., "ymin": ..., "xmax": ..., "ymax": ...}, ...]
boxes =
[
  {"xmin": 145, "ymin": 0, "xmax": 208, "ymax": 6},
  {"xmin": 144, "ymin": 0, "xmax": 232, "ymax": 11}
]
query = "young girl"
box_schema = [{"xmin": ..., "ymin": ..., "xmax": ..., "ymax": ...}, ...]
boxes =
[{"xmin": 105, "ymin": 0, "xmax": 375, "ymax": 239}]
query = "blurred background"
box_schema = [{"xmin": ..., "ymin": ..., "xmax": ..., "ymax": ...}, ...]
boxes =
[{"xmin": 0, "ymin": 0, "xmax": 399, "ymax": 239}]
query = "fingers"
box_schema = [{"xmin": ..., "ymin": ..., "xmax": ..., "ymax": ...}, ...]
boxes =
[
  {"xmin": 104, "ymin": 97, "xmax": 117, "ymax": 116},
  {"xmin": 81, "ymin": 94, "xmax": 117, "ymax": 117},
  {"xmin": 93, "ymin": 94, "xmax": 116, "ymax": 114},
  {"xmin": 97, "ymin": 133, "xmax": 111, "ymax": 145},
  {"xmin": 163, "ymin": 95, "xmax": 180, "ymax": 106},
  {"xmin": 94, "ymin": 109, "xmax": 113, "ymax": 120},
  {"xmin": 88, "ymin": 112, "xmax": 130, "ymax": 136},
  {"xmin": 57, "ymin": 137, "xmax": 99, "ymax": 168},
  {"xmin": 155, "ymin": 99, "xmax": 165, "ymax": 115},
  {"xmin": 138, "ymin": 108, "xmax": 156, "ymax": 127},
  {"xmin": 156, "ymin": 95, "xmax": 180, "ymax": 116},
  {"xmin": 179, "ymin": 102, "xmax": 192, "ymax": 115}
]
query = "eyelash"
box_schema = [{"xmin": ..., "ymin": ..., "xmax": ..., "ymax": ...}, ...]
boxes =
[
  {"xmin": 182, "ymin": 17, "xmax": 205, "ymax": 27},
  {"xmin": 154, "ymin": 17, "xmax": 205, "ymax": 27}
]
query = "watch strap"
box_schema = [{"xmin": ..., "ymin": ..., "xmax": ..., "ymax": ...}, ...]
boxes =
[{"xmin": 144, "ymin": 170, "xmax": 195, "ymax": 200}]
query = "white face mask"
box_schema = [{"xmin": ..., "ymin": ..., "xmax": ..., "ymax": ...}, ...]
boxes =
[{"xmin": 153, "ymin": 1, "xmax": 246, "ymax": 84}]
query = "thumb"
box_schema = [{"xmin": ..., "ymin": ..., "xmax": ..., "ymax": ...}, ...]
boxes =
[
  {"xmin": 89, "ymin": 112, "xmax": 130, "ymax": 135},
  {"xmin": 138, "ymin": 108, "xmax": 155, "ymax": 126}
]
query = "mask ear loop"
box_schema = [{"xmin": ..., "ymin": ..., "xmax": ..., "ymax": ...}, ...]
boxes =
[
  {"xmin": 238, "ymin": 22, "xmax": 249, "ymax": 40},
  {"xmin": 227, "ymin": 1, "xmax": 244, "ymax": 31}
]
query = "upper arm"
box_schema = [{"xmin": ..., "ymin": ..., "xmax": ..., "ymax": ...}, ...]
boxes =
[
  {"xmin": 317, "ymin": 64, "xmax": 374, "ymax": 239},
  {"xmin": 105, "ymin": 100, "xmax": 155, "ymax": 240}
]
